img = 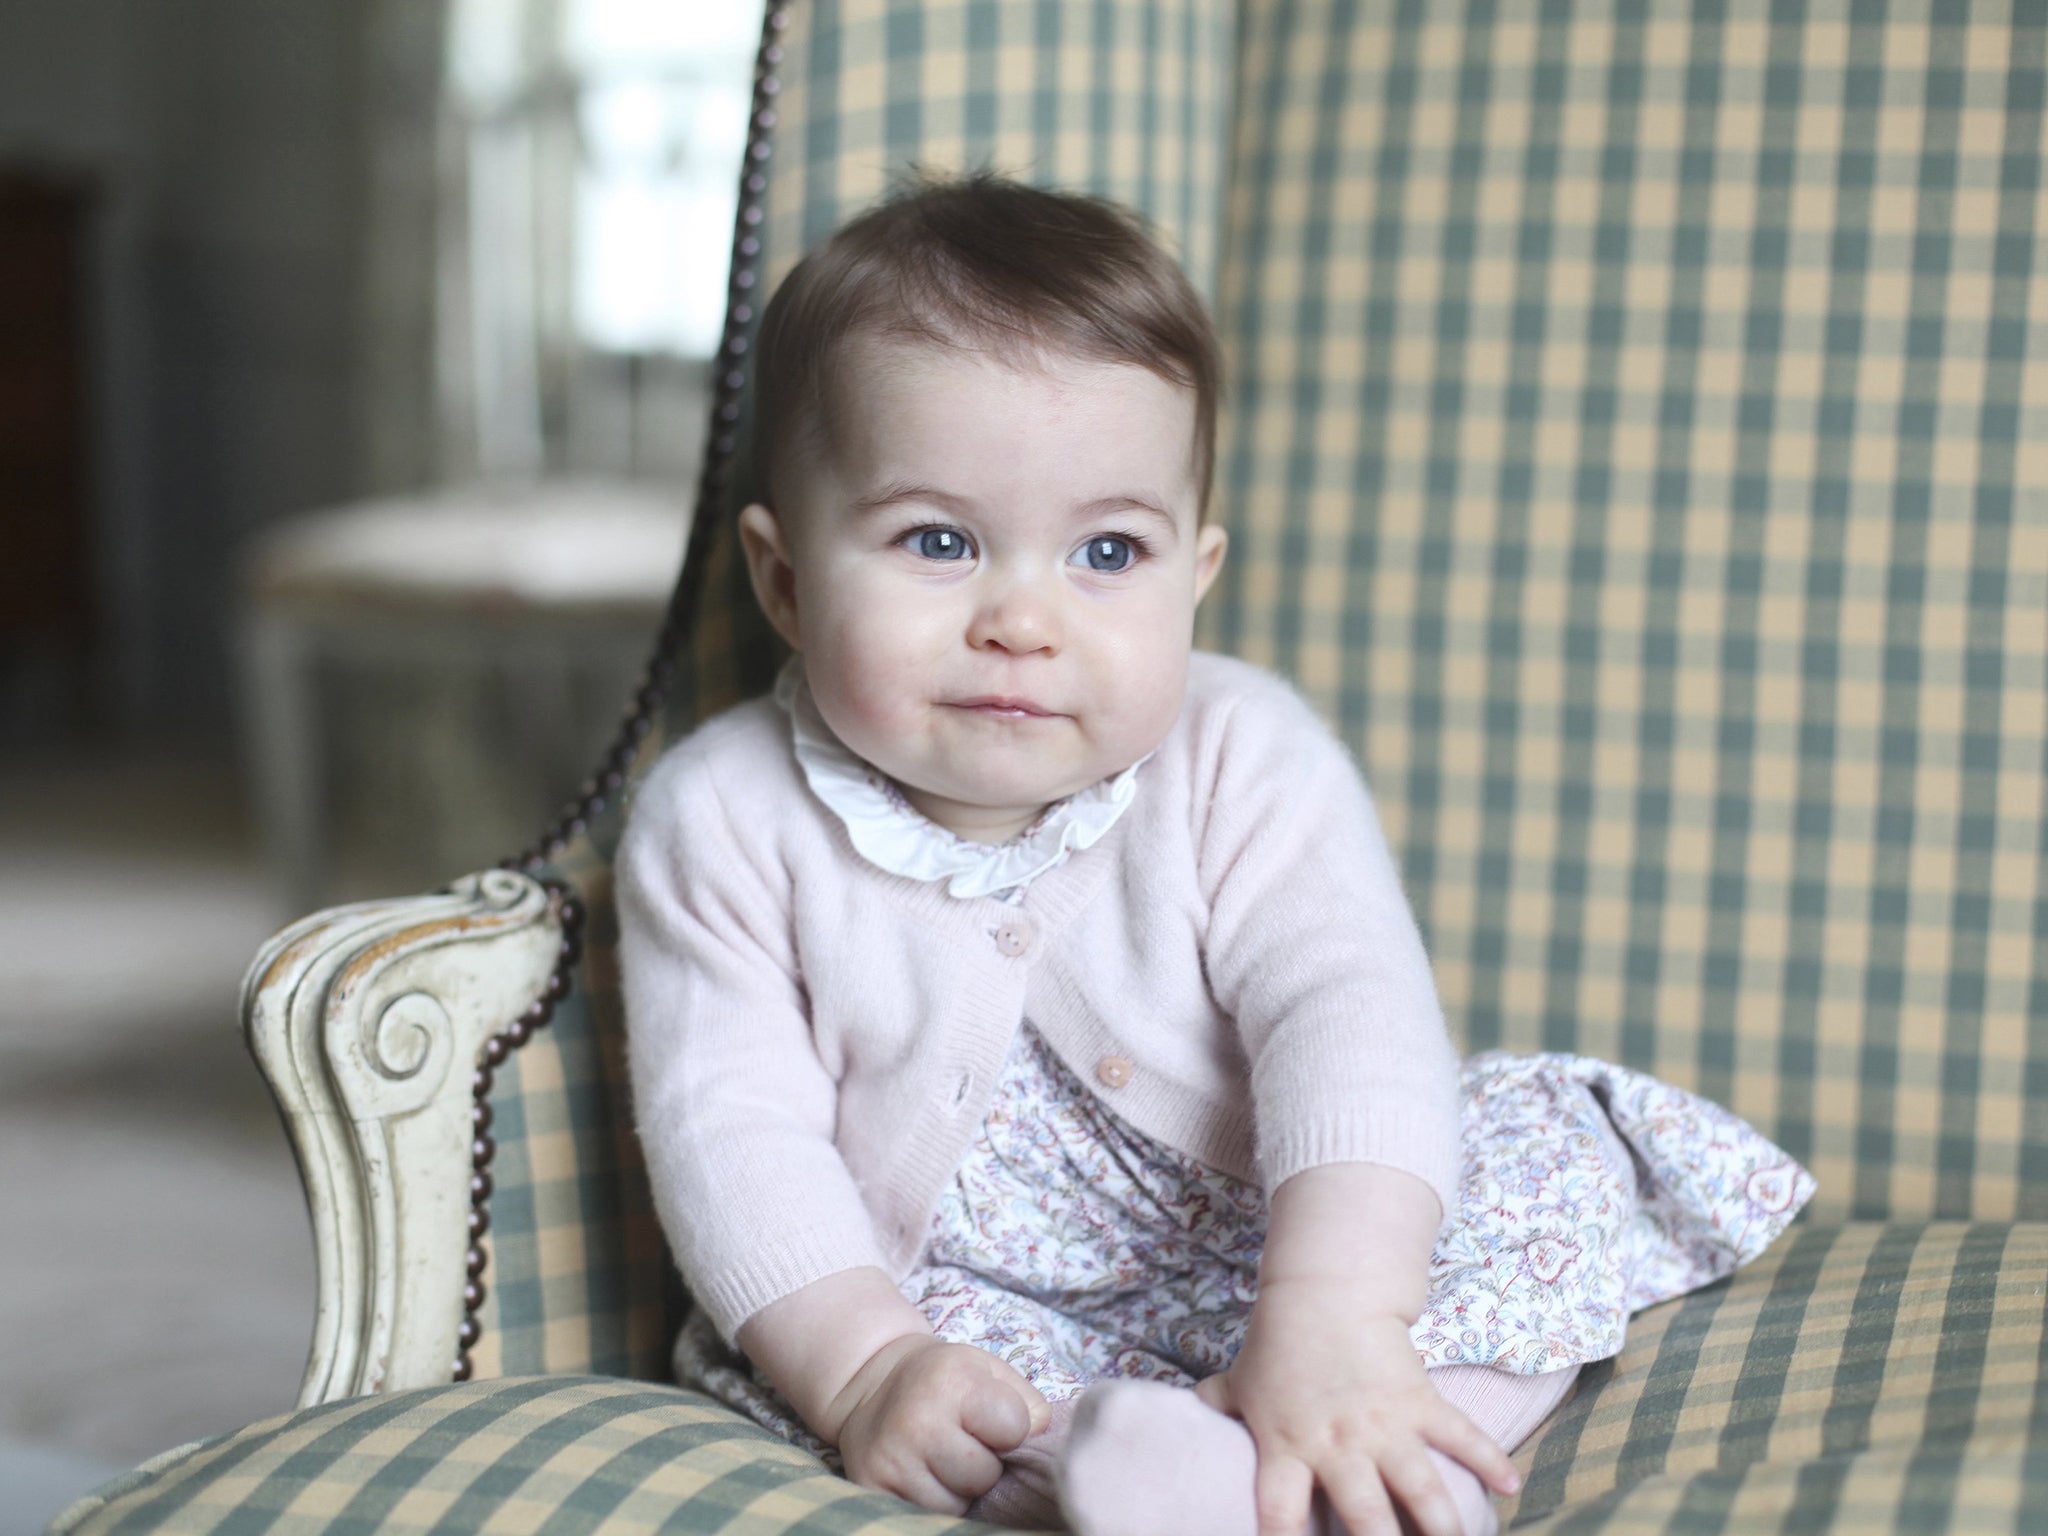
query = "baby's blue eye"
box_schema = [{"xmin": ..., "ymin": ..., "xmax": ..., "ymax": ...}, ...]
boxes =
[
  {"xmin": 1075, "ymin": 536, "xmax": 1136, "ymax": 573},
  {"xmin": 912, "ymin": 528, "xmax": 970, "ymax": 561}
]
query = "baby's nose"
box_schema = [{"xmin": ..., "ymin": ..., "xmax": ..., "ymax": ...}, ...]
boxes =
[{"xmin": 967, "ymin": 578, "xmax": 1060, "ymax": 655}]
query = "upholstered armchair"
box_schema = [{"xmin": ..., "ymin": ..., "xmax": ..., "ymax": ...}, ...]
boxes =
[{"xmin": 57, "ymin": 4, "xmax": 2048, "ymax": 1533}]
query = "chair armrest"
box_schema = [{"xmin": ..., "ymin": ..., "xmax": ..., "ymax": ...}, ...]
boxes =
[{"xmin": 243, "ymin": 870, "xmax": 562, "ymax": 1407}]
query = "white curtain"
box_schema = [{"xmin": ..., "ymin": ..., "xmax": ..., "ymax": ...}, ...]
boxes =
[{"xmin": 360, "ymin": 0, "xmax": 761, "ymax": 491}]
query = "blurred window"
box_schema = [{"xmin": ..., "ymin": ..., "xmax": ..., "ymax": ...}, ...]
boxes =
[
  {"xmin": 439, "ymin": 0, "xmax": 764, "ymax": 475},
  {"xmin": 563, "ymin": 3, "xmax": 755, "ymax": 356}
]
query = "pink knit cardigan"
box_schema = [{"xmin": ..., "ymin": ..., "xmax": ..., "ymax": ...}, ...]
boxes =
[{"xmin": 617, "ymin": 651, "xmax": 1462, "ymax": 1342}]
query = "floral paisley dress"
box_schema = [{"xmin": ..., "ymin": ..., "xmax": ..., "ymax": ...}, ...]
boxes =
[{"xmin": 674, "ymin": 665, "xmax": 1816, "ymax": 1462}]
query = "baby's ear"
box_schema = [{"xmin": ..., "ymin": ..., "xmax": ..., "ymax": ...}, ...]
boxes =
[
  {"xmin": 737, "ymin": 502, "xmax": 803, "ymax": 649},
  {"xmin": 1192, "ymin": 522, "xmax": 1229, "ymax": 605}
]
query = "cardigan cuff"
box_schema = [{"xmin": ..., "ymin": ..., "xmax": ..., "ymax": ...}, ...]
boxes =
[
  {"xmin": 689, "ymin": 1223, "xmax": 893, "ymax": 1347},
  {"xmin": 1258, "ymin": 1115, "xmax": 1462, "ymax": 1225}
]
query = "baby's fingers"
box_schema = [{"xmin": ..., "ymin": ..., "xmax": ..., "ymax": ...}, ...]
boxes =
[
  {"xmin": 1319, "ymin": 1462, "xmax": 1406, "ymax": 1536},
  {"xmin": 852, "ymin": 1436, "xmax": 976, "ymax": 1516},
  {"xmin": 958, "ymin": 1367, "xmax": 1036, "ymax": 1453},
  {"xmin": 1424, "ymin": 1403, "xmax": 1521, "ymax": 1498},
  {"xmin": 995, "ymin": 1357, "xmax": 1054, "ymax": 1437},
  {"xmin": 1355, "ymin": 1446, "xmax": 1460, "ymax": 1536},
  {"xmin": 1252, "ymin": 1449, "xmax": 1315, "ymax": 1536},
  {"xmin": 926, "ymin": 1430, "xmax": 1007, "ymax": 1505}
]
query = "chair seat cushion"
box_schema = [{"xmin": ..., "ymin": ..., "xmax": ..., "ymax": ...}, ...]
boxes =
[
  {"xmin": 52, "ymin": 1378, "xmax": 994, "ymax": 1536},
  {"xmin": 1505, "ymin": 1221, "xmax": 2048, "ymax": 1531},
  {"xmin": 56, "ymin": 1223, "xmax": 2047, "ymax": 1535}
]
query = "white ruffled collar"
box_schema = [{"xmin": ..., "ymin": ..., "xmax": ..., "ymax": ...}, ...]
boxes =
[{"xmin": 774, "ymin": 657, "xmax": 1143, "ymax": 901}]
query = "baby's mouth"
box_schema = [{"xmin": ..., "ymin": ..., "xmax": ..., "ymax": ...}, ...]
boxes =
[{"xmin": 948, "ymin": 695, "xmax": 1059, "ymax": 719}]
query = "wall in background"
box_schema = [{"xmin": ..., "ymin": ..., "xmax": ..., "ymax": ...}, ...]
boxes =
[{"xmin": 0, "ymin": 0, "xmax": 365, "ymax": 740}]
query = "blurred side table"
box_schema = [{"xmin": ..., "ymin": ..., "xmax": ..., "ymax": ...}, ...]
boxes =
[{"xmin": 240, "ymin": 482, "xmax": 688, "ymax": 911}]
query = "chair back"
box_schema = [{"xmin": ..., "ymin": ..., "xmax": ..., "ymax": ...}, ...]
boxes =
[{"xmin": 470, "ymin": 0, "xmax": 2048, "ymax": 1382}]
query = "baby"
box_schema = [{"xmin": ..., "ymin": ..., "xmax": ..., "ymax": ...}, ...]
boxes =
[{"xmin": 619, "ymin": 172, "xmax": 1812, "ymax": 1536}]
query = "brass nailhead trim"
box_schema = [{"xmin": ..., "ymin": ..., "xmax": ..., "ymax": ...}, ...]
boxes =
[{"xmin": 455, "ymin": 879, "xmax": 584, "ymax": 1383}]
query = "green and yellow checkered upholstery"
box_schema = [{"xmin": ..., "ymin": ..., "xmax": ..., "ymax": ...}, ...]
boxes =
[
  {"xmin": 60, "ymin": 1223, "xmax": 2048, "ymax": 1534},
  {"xmin": 54, "ymin": 1379, "xmax": 996, "ymax": 1535},
  {"xmin": 1202, "ymin": 0, "xmax": 2048, "ymax": 1231},
  {"xmin": 75, "ymin": 2, "xmax": 2048, "ymax": 1532}
]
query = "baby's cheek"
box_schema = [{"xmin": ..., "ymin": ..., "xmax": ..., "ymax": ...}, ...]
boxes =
[
  {"xmin": 823, "ymin": 667, "xmax": 927, "ymax": 768},
  {"xmin": 1121, "ymin": 657, "xmax": 1192, "ymax": 747},
  {"xmin": 823, "ymin": 691, "xmax": 899, "ymax": 764}
]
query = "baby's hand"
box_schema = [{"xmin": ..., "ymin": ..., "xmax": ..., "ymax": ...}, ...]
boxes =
[
  {"xmin": 1196, "ymin": 1279, "xmax": 1520, "ymax": 1536},
  {"xmin": 828, "ymin": 1335, "xmax": 1051, "ymax": 1514}
]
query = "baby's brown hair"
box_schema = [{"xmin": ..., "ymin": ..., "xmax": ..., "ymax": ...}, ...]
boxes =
[{"xmin": 750, "ymin": 170, "xmax": 1222, "ymax": 520}]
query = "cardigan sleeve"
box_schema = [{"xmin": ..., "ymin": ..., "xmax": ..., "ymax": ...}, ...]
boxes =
[
  {"xmin": 616, "ymin": 735, "xmax": 890, "ymax": 1344},
  {"xmin": 1193, "ymin": 669, "xmax": 1463, "ymax": 1215}
]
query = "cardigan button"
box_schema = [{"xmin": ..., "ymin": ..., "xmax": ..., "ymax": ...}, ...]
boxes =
[
  {"xmin": 1095, "ymin": 1055, "xmax": 1134, "ymax": 1089},
  {"xmin": 993, "ymin": 918, "xmax": 1034, "ymax": 957}
]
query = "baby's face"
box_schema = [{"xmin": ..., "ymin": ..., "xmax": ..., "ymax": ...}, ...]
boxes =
[{"xmin": 739, "ymin": 335, "xmax": 1227, "ymax": 844}]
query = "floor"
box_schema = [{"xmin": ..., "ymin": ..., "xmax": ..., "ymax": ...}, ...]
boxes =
[{"xmin": 0, "ymin": 754, "xmax": 311, "ymax": 1533}]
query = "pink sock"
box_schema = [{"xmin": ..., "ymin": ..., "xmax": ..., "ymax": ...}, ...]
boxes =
[
  {"xmin": 1054, "ymin": 1366, "xmax": 1578, "ymax": 1536},
  {"xmin": 1057, "ymin": 1379, "xmax": 1256, "ymax": 1536}
]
